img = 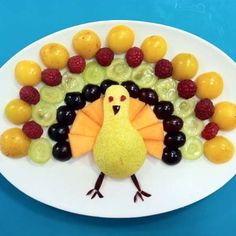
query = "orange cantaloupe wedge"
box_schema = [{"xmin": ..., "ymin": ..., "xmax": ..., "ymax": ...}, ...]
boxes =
[
  {"xmin": 69, "ymin": 134, "xmax": 95, "ymax": 157},
  {"xmin": 144, "ymin": 140, "xmax": 164, "ymax": 159},
  {"xmin": 132, "ymin": 105, "xmax": 160, "ymax": 130},
  {"xmin": 129, "ymin": 98, "xmax": 145, "ymax": 121},
  {"xmin": 70, "ymin": 111, "xmax": 101, "ymax": 137},
  {"xmin": 82, "ymin": 98, "xmax": 104, "ymax": 125},
  {"xmin": 139, "ymin": 123, "xmax": 164, "ymax": 141}
]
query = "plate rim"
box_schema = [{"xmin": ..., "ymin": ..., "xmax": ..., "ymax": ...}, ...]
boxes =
[{"xmin": 0, "ymin": 20, "xmax": 235, "ymax": 218}]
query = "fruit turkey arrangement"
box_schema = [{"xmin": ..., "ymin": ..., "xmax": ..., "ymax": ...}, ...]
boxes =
[{"xmin": 0, "ymin": 25, "xmax": 235, "ymax": 202}]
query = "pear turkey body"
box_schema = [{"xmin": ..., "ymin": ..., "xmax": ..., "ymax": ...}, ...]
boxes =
[
  {"xmin": 93, "ymin": 120, "xmax": 147, "ymax": 178},
  {"xmin": 93, "ymin": 85, "xmax": 147, "ymax": 179}
]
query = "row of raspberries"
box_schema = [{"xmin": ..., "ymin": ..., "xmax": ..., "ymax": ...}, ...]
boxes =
[
  {"xmin": 96, "ymin": 47, "xmax": 173, "ymax": 79},
  {"xmin": 19, "ymin": 45, "xmax": 218, "ymax": 141}
]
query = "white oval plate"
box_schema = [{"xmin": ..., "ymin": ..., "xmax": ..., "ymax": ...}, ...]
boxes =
[{"xmin": 0, "ymin": 20, "xmax": 235, "ymax": 218}]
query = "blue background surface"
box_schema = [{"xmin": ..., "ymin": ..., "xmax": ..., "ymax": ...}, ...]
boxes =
[{"xmin": 0, "ymin": 0, "xmax": 235, "ymax": 235}]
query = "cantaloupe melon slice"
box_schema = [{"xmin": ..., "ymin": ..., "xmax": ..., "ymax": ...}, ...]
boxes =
[
  {"xmin": 132, "ymin": 105, "xmax": 160, "ymax": 130},
  {"xmin": 129, "ymin": 98, "xmax": 145, "ymax": 121},
  {"xmin": 144, "ymin": 140, "xmax": 164, "ymax": 159},
  {"xmin": 69, "ymin": 134, "xmax": 95, "ymax": 157},
  {"xmin": 82, "ymin": 98, "xmax": 104, "ymax": 125},
  {"xmin": 139, "ymin": 123, "xmax": 164, "ymax": 141},
  {"xmin": 70, "ymin": 111, "xmax": 101, "ymax": 137}
]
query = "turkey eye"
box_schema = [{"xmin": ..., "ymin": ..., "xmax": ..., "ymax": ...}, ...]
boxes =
[
  {"xmin": 108, "ymin": 96, "xmax": 114, "ymax": 102},
  {"xmin": 120, "ymin": 95, "xmax": 126, "ymax": 101}
]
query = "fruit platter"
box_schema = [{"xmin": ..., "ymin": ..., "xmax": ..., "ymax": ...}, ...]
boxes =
[{"xmin": 0, "ymin": 20, "xmax": 235, "ymax": 218}]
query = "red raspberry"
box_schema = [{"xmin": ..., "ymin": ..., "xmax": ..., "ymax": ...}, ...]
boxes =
[
  {"xmin": 95, "ymin": 48, "xmax": 114, "ymax": 66},
  {"xmin": 195, "ymin": 99, "xmax": 215, "ymax": 120},
  {"xmin": 19, "ymin": 86, "xmax": 40, "ymax": 105},
  {"xmin": 177, "ymin": 79, "xmax": 197, "ymax": 99},
  {"xmin": 41, "ymin": 68, "xmax": 62, "ymax": 86},
  {"xmin": 22, "ymin": 121, "xmax": 43, "ymax": 139},
  {"xmin": 201, "ymin": 122, "xmax": 219, "ymax": 140},
  {"xmin": 125, "ymin": 47, "xmax": 144, "ymax": 68},
  {"xmin": 155, "ymin": 59, "xmax": 173, "ymax": 78},
  {"xmin": 67, "ymin": 55, "xmax": 86, "ymax": 73}
]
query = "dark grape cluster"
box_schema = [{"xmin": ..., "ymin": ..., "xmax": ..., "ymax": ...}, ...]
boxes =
[
  {"xmin": 48, "ymin": 105, "xmax": 76, "ymax": 161},
  {"xmin": 153, "ymin": 101, "xmax": 185, "ymax": 165},
  {"xmin": 49, "ymin": 91, "xmax": 88, "ymax": 162}
]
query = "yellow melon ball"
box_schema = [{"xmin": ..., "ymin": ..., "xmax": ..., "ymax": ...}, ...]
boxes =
[
  {"xmin": 204, "ymin": 136, "xmax": 234, "ymax": 164},
  {"xmin": 5, "ymin": 99, "xmax": 32, "ymax": 125},
  {"xmin": 15, "ymin": 60, "xmax": 41, "ymax": 86},
  {"xmin": 196, "ymin": 72, "xmax": 223, "ymax": 99},
  {"xmin": 40, "ymin": 43, "xmax": 69, "ymax": 69},
  {"xmin": 73, "ymin": 30, "xmax": 101, "ymax": 59},
  {"xmin": 0, "ymin": 128, "xmax": 31, "ymax": 158},
  {"xmin": 172, "ymin": 53, "xmax": 198, "ymax": 80},
  {"xmin": 211, "ymin": 102, "xmax": 236, "ymax": 131},
  {"xmin": 141, "ymin": 35, "xmax": 167, "ymax": 63}
]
